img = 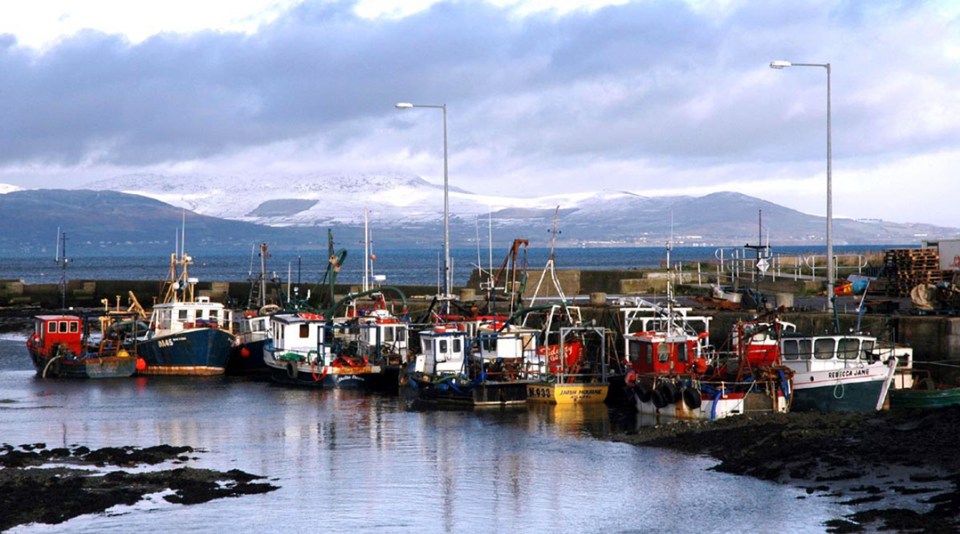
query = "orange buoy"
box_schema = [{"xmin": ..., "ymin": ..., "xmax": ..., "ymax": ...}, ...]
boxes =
[
  {"xmin": 135, "ymin": 358, "xmax": 147, "ymax": 372},
  {"xmin": 241, "ymin": 347, "xmax": 250, "ymax": 358}
]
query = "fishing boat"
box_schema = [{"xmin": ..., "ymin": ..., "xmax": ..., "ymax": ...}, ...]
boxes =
[
  {"xmin": 228, "ymin": 242, "xmax": 283, "ymax": 377},
  {"xmin": 524, "ymin": 211, "xmax": 609, "ymax": 405},
  {"xmin": 263, "ymin": 312, "xmax": 381, "ymax": 388},
  {"xmin": 137, "ymin": 247, "xmax": 236, "ymax": 376},
  {"xmin": 525, "ymin": 308, "xmax": 610, "ymax": 405},
  {"xmin": 403, "ymin": 323, "xmax": 503, "ymax": 406},
  {"xmin": 889, "ymin": 372, "xmax": 960, "ymax": 409},
  {"xmin": 527, "ymin": 326, "xmax": 610, "ymax": 404},
  {"xmin": 26, "ymin": 314, "xmax": 145, "ymax": 379},
  {"xmin": 780, "ymin": 329, "xmax": 901, "ymax": 412},
  {"xmin": 339, "ymin": 304, "xmax": 410, "ymax": 390},
  {"xmin": 229, "ymin": 308, "xmax": 277, "ymax": 377},
  {"xmin": 624, "ymin": 320, "xmax": 791, "ymax": 421}
]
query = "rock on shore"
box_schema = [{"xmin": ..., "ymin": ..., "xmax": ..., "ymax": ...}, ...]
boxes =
[
  {"xmin": 611, "ymin": 408, "xmax": 960, "ymax": 532},
  {"xmin": 0, "ymin": 443, "xmax": 279, "ymax": 530}
]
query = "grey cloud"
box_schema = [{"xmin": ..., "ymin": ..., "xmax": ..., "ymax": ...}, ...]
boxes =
[{"xmin": 0, "ymin": 0, "xmax": 955, "ymax": 178}]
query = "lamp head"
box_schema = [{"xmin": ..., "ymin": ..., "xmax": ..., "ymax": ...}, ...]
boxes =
[
  {"xmin": 395, "ymin": 102, "xmax": 414, "ymax": 109},
  {"xmin": 769, "ymin": 60, "xmax": 792, "ymax": 69}
]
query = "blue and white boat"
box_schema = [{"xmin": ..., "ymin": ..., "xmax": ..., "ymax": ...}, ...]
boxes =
[{"xmin": 137, "ymin": 250, "xmax": 236, "ymax": 376}]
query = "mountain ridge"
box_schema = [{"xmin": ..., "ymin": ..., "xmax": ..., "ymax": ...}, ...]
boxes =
[{"xmin": 0, "ymin": 174, "xmax": 957, "ymax": 254}]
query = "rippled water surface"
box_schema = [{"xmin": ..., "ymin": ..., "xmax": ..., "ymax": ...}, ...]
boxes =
[{"xmin": 0, "ymin": 338, "xmax": 846, "ymax": 533}]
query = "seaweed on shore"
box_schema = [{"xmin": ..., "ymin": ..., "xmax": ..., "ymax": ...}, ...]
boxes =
[
  {"xmin": 0, "ymin": 443, "xmax": 279, "ymax": 531},
  {"xmin": 610, "ymin": 407, "xmax": 960, "ymax": 532}
]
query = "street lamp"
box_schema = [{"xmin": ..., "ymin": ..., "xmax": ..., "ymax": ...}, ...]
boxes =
[
  {"xmin": 770, "ymin": 60, "xmax": 834, "ymax": 310},
  {"xmin": 395, "ymin": 102, "xmax": 451, "ymax": 298}
]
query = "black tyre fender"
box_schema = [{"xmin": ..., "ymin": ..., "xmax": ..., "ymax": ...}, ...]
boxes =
[{"xmin": 682, "ymin": 387, "xmax": 702, "ymax": 410}]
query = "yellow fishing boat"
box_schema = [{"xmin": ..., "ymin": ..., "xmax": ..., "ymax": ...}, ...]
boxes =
[{"xmin": 525, "ymin": 324, "xmax": 609, "ymax": 405}]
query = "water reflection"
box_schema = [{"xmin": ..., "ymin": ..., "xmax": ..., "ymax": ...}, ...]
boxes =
[
  {"xmin": 524, "ymin": 402, "xmax": 611, "ymax": 439},
  {"xmin": 0, "ymin": 337, "xmax": 849, "ymax": 533}
]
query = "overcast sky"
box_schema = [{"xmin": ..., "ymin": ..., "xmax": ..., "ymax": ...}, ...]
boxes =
[{"xmin": 0, "ymin": 0, "xmax": 957, "ymax": 226}]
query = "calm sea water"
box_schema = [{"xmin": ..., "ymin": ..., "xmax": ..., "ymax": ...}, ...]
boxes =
[
  {"xmin": 0, "ymin": 336, "xmax": 847, "ymax": 533},
  {"xmin": 2, "ymin": 245, "xmax": 899, "ymax": 287}
]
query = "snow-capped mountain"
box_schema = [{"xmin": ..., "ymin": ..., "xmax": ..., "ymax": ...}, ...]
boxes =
[
  {"xmin": 82, "ymin": 172, "xmax": 611, "ymax": 227},
  {"xmin": 65, "ymin": 173, "xmax": 958, "ymax": 247}
]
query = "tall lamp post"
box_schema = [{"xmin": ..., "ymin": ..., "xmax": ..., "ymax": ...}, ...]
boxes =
[
  {"xmin": 770, "ymin": 60, "xmax": 833, "ymax": 310},
  {"xmin": 395, "ymin": 102, "xmax": 451, "ymax": 298}
]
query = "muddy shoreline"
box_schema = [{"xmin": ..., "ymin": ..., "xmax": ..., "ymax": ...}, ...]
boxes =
[
  {"xmin": 0, "ymin": 443, "xmax": 278, "ymax": 531},
  {"xmin": 611, "ymin": 408, "xmax": 960, "ymax": 532}
]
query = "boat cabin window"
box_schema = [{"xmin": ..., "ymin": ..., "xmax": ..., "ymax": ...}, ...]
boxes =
[
  {"xmin": 178, "ymin": 309, "xmax": 189, "ymax": 321},
  {"xmin": 627, "ymin": 340, "xmax": 645, "ymax": 363},
  {"xmin": 677, "ymin": 343, "xmax": 688, "ymax": 363},
  {"xmin": 782, "ymin": 339, "xmax": 812, "ymax": 360},
  {"xmin": 481, "ymin": 335, "xmax": 497, "ymax": 352},
  {"xmin": 209, "ymin": 309, "xmax": 219, "ymax": 322},
  {"xmin": 861, "ymin": 339, "xmax": 876, "ymax": 360},
  {"xmin": 299, "ymin": 324, "xmax": 310, "ymax": 338},
  {"xmin": 658, "ymin": 343, "xmax": 669, "ymax": 363},
  {"xmin": 837, "ymin": 338, "xmax": 860, "ymax": 359},
  {"xmin": 814, "ymin": 338, "xmax": 836, "ymax": 359},
  {"xmin": 157, "ymin": 309, "xmax": 172, "ymax": 329},
  {"xmin": 453, "ymin": 338, "xmax": 462, "ymax": 354},
  {"xmin": 782, "ymin": 339, "xmax": 797, "ymax": 360},
  {"xmin": 47, "ymin": 322, "xmax": 57, "ymax": 333}
]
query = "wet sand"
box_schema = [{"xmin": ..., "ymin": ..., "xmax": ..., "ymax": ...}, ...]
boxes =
[{"xmin": 611, "ymin": 408, "xmax": 960, "ymax": 533}]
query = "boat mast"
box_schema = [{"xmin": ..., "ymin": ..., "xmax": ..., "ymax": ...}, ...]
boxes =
[
  {"xmin": 55, "ymin": 228, "xmax": 68, "ymax": 309},
  {"xmin": 259, "ymin": 242, "xmax": 269, "ymax": 308},
  {"xmin": 526, "ymin": 206, "xmax": 567, "ymax": 312},
  {"xmin": 364, "ymin": 208, "xmax": 370, "ymax": 293}
]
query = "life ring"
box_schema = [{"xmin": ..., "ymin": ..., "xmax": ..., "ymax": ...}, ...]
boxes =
[
  {"xmin": 259, "ymin": 304, "xmax": 282, "ymax": 316},
  {"xmin": 682, "ymin": 387, "xmax": 702, "ymax": 410},
  {"xmin": 286, "ymin": 361, "xmax": 298, "ymax": 380}
]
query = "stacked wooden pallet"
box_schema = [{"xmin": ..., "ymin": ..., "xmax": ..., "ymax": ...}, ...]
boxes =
[{"xmin": 882, "ymin": 248, "xmax": 951, "ymax": 296}]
